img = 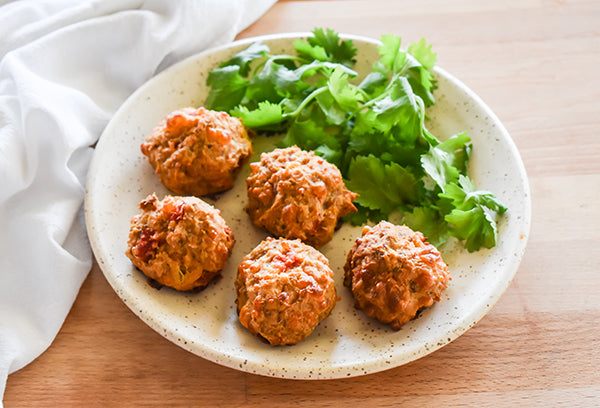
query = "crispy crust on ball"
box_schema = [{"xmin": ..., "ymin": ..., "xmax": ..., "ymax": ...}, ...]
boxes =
[
  {"xmin": 343, "ymin": 221, "xmax": 450, "ymax": 330},
  {"xmin": 141, "ymin": 107, "xmax": 252, "ymax": 196},
  {"xmin": 245, "ymin": 146, "xmax": 357, "ymax": 248},
  {"xmin": 125, "ymin": 194, "xmax": 235, "ymax": 291},
  {"xmin": 235, "ymin": 237, "xmax": 337, "ymax": 345}
]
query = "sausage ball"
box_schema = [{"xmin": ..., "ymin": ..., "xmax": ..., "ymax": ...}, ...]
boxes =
[
  {"xmin": 246, "ymin": 146, "xmax": 357, "ymax": 248},
  {"xmin": 343, "ymin": 221, "xmax": 450, "ymax": 330},
  {"xmin": 125, "ymin": 193, "xmax": 235, "ymax": 291},
  {"xmin": 235, "ymin": 237, "xmax": 337, "ymax": 345},
  {"xmin": 141, "ymin": 107, "xmax": 252, "ymax": 196}
]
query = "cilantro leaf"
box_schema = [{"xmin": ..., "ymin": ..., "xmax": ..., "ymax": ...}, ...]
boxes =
[
  {"xmin": 378, "ymin": 34, "xmax": 406, "ymax": 73},
  {"xmin": 377, "ymin": 76, "xmax": 424, "ymax": 145},
  {"xmin": 345, "ymin": 155, "xmax": 421, "ymax": 214},
  {"xmin": 440, "ymin": 175, "xmax": 507, "ymax": 251},
  {"xmin": 441, "ymin": 175, "xmax": 507, "ymax": 215},
  {"xmin": 421, "ymin": 132, "xmax": 472, "ymax": 190},
  {"xmin": 407, "ymin": 38, "xmax": 437, "ymax": 71},
  {"xmin": 280, "ymin": 111, "xmax": 346, "ymax": 168},
  {"xmin": 327, "ymin": 67, "xmax": 364, "ymax": 111},
  {"xmin": 351, "ymin": 76, "xmax": 423, "ymax": 143},
  {"xmin": 438, "ymin": 132, "xmax": 472, "ymax": 174},
  {"xmin": 314, "ymin": 144, "xmax": 344, "ymax": 168},
  {"xmin": 294, "ymin": 39, "xmax": 329, "ymax": 63},
  {"xmin": 220, "ymin": 41, "xmax": 270, "ymax": 77},
  {"xmin": 205, "ymin": 65, "xmax": 248, "ymax": 112},
  {"xmin": 315, "ymin": 90, "xmax": 348, "ymax": 126},
  {"xmin": 422, "ymin": 147, "xmax": 460, "ymax": 191},
  {"xmin": 445, "ymin": 207, "xmax": 499, "ymax": 252},
  {"xmin": 358, "ymin": 71, "xmax": 388, "ymax": 97},
  {"xmin": 407, "ymin": 67, "xmax": 437, "ymax": 107},
  {"xmin": 231, "ymin": 101, "xmax": 284, "ymax": 130},
  {"xmin": 281, "ymin": 116, "xmax": 341, "ymax": 151},
  {"xmin": 307, "ymin": 28, "xmax": 357, "ymax": 66},
  {"xmin": 245, "ymin": 59, "xmax": 308, "ymax": 104},
  {"xmin": 403, "ymin": 39, "xmax": 438, "ymax": 106},
  {"xmin": 344, "ymin": 204, "xmax": 386, "ymax": 226},
  {"xmin": 402, "ymin": 206, "xmax": 449, "ymax": 247}
]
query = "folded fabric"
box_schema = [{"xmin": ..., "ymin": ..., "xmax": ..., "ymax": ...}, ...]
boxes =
[{"xmin": 0, "ymin": 0, "xmax": 276, "ymax": 401}]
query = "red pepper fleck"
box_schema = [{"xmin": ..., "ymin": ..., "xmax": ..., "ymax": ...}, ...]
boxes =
[
  {"xmin": 136, "ymin": 227, "xmax": 159, "ymax": 261},
  {"xmin": 170, "ymin": 202, "xmax": 186, "ymax": 222}
]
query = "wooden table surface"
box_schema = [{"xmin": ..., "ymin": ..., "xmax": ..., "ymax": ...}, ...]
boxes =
[{"xmin": 5, "ymin": 0, "xmax": 600, "ymax": 406}]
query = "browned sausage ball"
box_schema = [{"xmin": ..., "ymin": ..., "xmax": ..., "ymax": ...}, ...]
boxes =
[
  {"xmin": 343, "ymin": 221, "xmax": 450, "ymax": 330},
  {"xmin": 235, "ymin": 237, "xmax": 337, "ymax": 345},
  {"xmin": 141, "ymin": 107, "xmax": 252, "ymax": 196},
  {"xmin": 125, "ymin": 193, "xmax": 235, "ymax": 291},
  {"xmin": 245, "ymin": 146, "xmax": 357, "ymax": 248}
]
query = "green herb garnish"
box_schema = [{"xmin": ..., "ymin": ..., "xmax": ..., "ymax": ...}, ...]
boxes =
[{"xmin": 206, "ymin": 28, "xmax": 507, "ymax": 251}]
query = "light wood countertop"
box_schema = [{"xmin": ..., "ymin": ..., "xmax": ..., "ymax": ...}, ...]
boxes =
[{"xmin": 5, "ymin": 0, "xmax": 600, "ymax": 406}]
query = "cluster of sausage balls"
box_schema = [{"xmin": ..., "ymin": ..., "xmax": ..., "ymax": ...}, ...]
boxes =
[{"xmin": 125, "ymin": 107, "xmax": 450, "ymax": 346}]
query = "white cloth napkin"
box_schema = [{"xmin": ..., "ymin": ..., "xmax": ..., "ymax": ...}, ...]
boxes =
[{"xmin": 0, "ymin": 0, "xmax": 276, "ymax": 401}]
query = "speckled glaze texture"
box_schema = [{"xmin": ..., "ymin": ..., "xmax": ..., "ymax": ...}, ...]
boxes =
[{"xmin": 85, "ymin": 33, "xmax": 531, "ymax": 379}]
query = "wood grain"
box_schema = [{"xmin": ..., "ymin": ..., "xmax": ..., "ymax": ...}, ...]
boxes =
[{"xmin": 5, "ymin": 1, "xmax": 600, "ymax": 406}]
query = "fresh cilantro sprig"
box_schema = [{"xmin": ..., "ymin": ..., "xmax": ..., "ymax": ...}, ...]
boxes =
[{"xmin": 205, "ymin": 28, "xmax": 507, "ymax": 252}]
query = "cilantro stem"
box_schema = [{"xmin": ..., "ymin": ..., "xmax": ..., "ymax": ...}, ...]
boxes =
[
  {"xmin": 361, "ymin": 91, "xmax": 389, "ymax": 110},
  {"xmin": 282, "ymin": 86, "xmax": 328, "ymax": 118},
  {"xmin": 250, "ymin": 54, "xmax": 302, "ymax": 77},
  {"xmin": 360, "ymin": 73, "xmax": 401, "ymax": 110},
  {"xmin": 270, "ymin": 54, "xmax": 302, "ymax": 62}
]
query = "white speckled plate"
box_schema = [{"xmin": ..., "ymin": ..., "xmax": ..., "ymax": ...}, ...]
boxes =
[{"xmin": 85, "ymin": 33, "xmax": 531, "ymax": 379}]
